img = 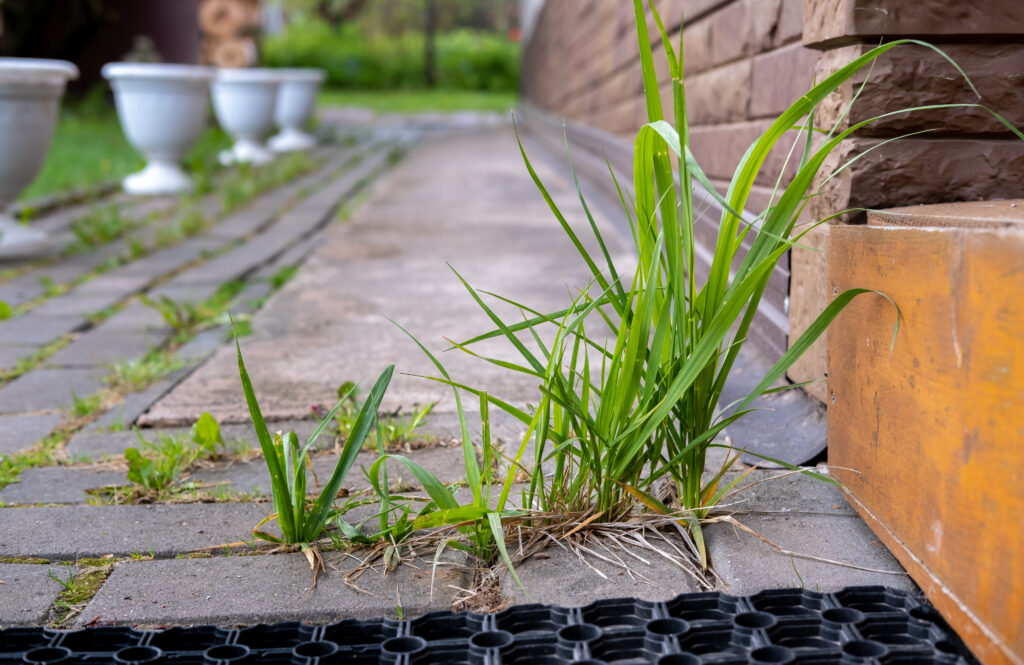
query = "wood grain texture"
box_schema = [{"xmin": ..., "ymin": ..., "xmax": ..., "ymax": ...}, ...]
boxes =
[{"xmin": 829, "ymin": 223, "xmax": 1024, "ymax": 665}]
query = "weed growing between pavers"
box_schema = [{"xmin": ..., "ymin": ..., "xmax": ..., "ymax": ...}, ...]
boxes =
[
  {"xmin": 220, "ymin": 152, "xmax": 320, "ymax": 214},
  {"xmin": 313, "ymin": 380, "xmax": 436, "ymax": 452},
  {"xmin": 86, "ymin": 412, "xmax": 255, "ymax": 504},
  {"xmin": 46, "ymin": 556, "xmax": 120, "ymax": 627},
  {"xmin": 141, "ymin": 281, "xmax": 247, "ymax": 343},
  {"xmin": 236, "ymin": 337, "xmax": 393, "ymax": 576},
  {"xmin": 107, "ymin": 349, "xmax": 185, "ymax": 393}
]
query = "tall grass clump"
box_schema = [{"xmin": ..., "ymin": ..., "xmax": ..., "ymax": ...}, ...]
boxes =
[{"xmin": 434, "ymin": 0, "xmax": 1020, "ymax": 563}]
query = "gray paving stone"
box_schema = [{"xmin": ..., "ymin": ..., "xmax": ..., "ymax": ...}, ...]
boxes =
[
  {"xmin": 96, "ymin": 302, "xmax": 170, "ymax": 332},
  {"xmin": 208, "ymin": 207, "xmax": 278, "ymax": 241},
  {"xmin": 0, "ymin": 275, "xmax": 47, "ymax": 306},
  {"xmin": 191, "ymin": 445, "xmax": 464, "ymax": 496},
  {"xmin": 29, "ymin": 293, "xmax": 123, "ymax": 318},
  {"xmin": 0, "ymin": 367, "xmax": 108, "ymax": 414},
  {"xmin": 0, "ymin": 345, "xmax": 34, "ymax": 372},
  {"xmin": 46, "ymin": 329, "xmax": 166, "ymax": 368},
  {"xmin": 145, "ymin": 282, "xmax": 222, "ymax": 303},
  {"xmin": 0, "ymin": 503, "xmax": 273, "ymax": 559},
  {"xmin": 500, "ymin": 535, "xmax": 706, "ymax": 607},
  {"xmin": 82, "ymin": 367, "xmax": 194, "ymax": 434},
  {"xmin": 77, "ymin": 549, "xmax": 471, "ymax": 626},
  {"xmin": 116, "ymin": 238, "xmax": 225, "ymax": 278},
  {"xmin": 714, "ymin": 469, "xmax": 858, "ymax": 516},
  {"xmin": 74, "ymin": 272, "xmax": 155, "ymax": 296},
  {"xmin": 65, "ymin": 431, "xmax": 142, "ymax": 459},
  {"xmin": 704, "ymin": 513, "xmax": 915, "ymax": 595},
  {"xmin": 0, "ymin": 315, "xmax": 83, "ymax": 347},
  {"xmin": 0, "ymin": 413, "xmax": 61, "ymax": 455},
  {"xmin": 0, "ymin": 563, "xmax": 68, "ymax": 626},
  {"xmin": 0, "ymin": 466, "xmax": 125, "ymax": 505},
  {"xmin": 173, "ymin": 328, "xmax": 227, "ymax": 363}
]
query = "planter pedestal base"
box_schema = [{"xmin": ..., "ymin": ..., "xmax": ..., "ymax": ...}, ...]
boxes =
[
  {"xmin": 268, "ymin": 128, "xmax": 316, "ymax": 152},
  {"xmin": 0, "ymin": 215, "xmax": 55, "ymax": 260},
  {"xmin": 123, "ymin": 161, "xmax": 192, "ymax": 195},
  {"xmin": 219, "ymin": 139, "xmax": 274, "ymax": 166}
]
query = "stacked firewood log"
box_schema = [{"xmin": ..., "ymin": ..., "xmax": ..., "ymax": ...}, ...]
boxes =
[{"xmin": 199, "ymin": 0, "xmax": 261, "ymax": 68}]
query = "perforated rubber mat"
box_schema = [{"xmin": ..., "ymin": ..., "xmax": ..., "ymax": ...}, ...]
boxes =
[{"xmin": 2, "ymin": 586, "xmax": 971, "ymax": 664}]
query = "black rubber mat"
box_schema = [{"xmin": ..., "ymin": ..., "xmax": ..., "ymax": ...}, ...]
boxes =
[{"xmin": 2, "ymin": 586, "xmax": 972, "ymax": 664}]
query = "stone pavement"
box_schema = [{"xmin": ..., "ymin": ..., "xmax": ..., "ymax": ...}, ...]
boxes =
[{"xmin": 0, "ymin": 116, "xmax": 913, "ymax": 629}]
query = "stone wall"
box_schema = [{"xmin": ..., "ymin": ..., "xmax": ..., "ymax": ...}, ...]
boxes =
[{"xmin": 522, "ymin": 0, "xmax": 1024, "ymax": 403}]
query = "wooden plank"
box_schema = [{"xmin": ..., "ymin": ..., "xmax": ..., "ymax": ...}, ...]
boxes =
[{"xmin": 829, "ymin": 223, "xmax": 1024, "ymax": 665}]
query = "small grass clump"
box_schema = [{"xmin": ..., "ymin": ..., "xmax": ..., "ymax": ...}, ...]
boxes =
[
  {"xmin": 70, "ymin": 204, "xmax": 132, "ymax": 248},
  {"xmin": 47, "ymin": 559, "xmax": 115, "ymax": 627},
  {"xmin": 68, "ymin": 390, "xmax": 103, "ymax": 418},
  {"xmin": 236, "ymin": 337, "xmax": 392, "ymax": 572},
  {"xmin": 107, "ymin": 349, "xmax": 185, "ymax": 393},
  {"xmin": 141, "ymin": 280, "xmax": 246, "ymax": 341},
  {"xmin": 325, "ymin": 380, "xmax": 435, "ymax": 450}
]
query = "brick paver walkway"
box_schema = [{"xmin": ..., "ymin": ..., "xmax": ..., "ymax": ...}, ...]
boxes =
[{"xmin": 0, "ymin": 115, "xmax": 913, "ymax": 628}]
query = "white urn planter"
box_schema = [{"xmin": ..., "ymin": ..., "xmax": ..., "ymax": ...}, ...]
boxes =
[
  {"xmin": 102, "ymin": 63, "xmax": 215, "ymax": 196},
  {"xmin": 267, "ymin": 68, "xmax": 325, "ymax": 152},
  {"xmin": 212, "ymin": 68, "xmax": 280, "ymax": 166},
  {"xmin": 0, "ymin": 58, "xmax": 78, "ymax": 260}
]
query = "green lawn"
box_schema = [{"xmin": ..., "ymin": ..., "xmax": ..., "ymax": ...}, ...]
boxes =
[
  {"xmin": 317, "ymin": 88, "xmax": 517, "ymax": 114},
  {"xmin": 20, "ymin": 100, "xmax": 231, "ymax": 203}
]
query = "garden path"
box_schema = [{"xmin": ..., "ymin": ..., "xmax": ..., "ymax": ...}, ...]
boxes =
[{"xmin": 0, "ymin": 116, "xmax": 913, "ymax": 628}]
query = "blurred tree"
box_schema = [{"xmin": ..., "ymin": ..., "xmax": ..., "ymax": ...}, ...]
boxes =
[{"xmin": 270, "ymin": 0, "xmax": 516, "ymax": 34}]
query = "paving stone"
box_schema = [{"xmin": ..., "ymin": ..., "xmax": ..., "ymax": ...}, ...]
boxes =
[
  {"xmin": 0, "ymin": 503, "xmax": 273, "ymax": 560},
  {"xmin": 29, "ymin": 293, "xmax": 124, "ymax": 318},
  {"xmin": 65, "ymin": 431, "xmax": 142, "ymax": 459},
  {"xmin": 77, "ymin": 549, "xmax": 471, "ymax": 626},
  {"xmin": 717, "ymin": 469, "xmax": 858, "ymax": 517},
  {"xmin": 191, "ymin": 445, "xmax": 464, "ymax": 496},
  {"xmin": 70, "ymin": 419, "xmax": 309, "ymax": 458},
  {"xmin": 0, "ymin": 345, "xmax": 34, "ymax": 373},
  {"xmin": 96, "ymin": 302, "xmax": 171, "ymax": 332},
  {"xmin": 500, "ymin": 535, "xmax": 706, "ymax": 607},
  {"xmin": 0, "ymin": 315, "xmax": 83, "ymax": 347},
  {"xmin": 208, "ymin": 207, "xmax": 278, "ymax": 241},
  {"xmin": 173, "ymin": 328, "xmax": 228, "ymax": 364},
  {"xmin": 143, "ymin": 133, "xmax": 610, "ymax": 424},
  {"xmin": 116, "ymin": 238, "xmax": 225, "ymax": 278},
  {"xmin": 46, "ymin": 329, "xmax": 166, "ymax": 368},
  {"xmin": 0, "ymin": 414, "xmax": 61, "ymax": 456},
  {"xmin": 145, "ymin": 282, "xmax": 222, "ymax": 303},
  {"xmin": 0, "ymin": 367, "xmax": 108, "ymax": 414},
  {"xmin": 0, "ymin": 466, "xmax": 125, "ymax": 505},
  {"xmin": 0, "ymin": 563, "xmax": 68, "ymax": 626},
  {"xmin": 74, "ymin": 272, "xmax": 156, "ymax": 296},
  {"xmin": 0, "ymin": 276, "xmax": 47, "ymax": 306},
  {"xmin": 75, "ymin": 367, "xmax": 194, "ymax": 438},
  {"xmin": 705, "ymin": 513, "xmax": 915, "ymax": 595}
]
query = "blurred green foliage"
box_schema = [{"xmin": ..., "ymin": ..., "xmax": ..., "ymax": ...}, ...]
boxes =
[{"xmin": 263, "ymin": 21, "xmax": 519, "ymax": 92}]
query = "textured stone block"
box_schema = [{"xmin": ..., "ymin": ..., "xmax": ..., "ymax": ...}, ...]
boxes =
[
  {"xmin": 0, "ymin": 367, "xmax": 108, "ymax": 414},
  {"xmin": 804, "ymin": 0, "xmax": 1024, "ymax": 48},
  {"xmin": 685, "ymin": 59, "xmax": 752, "ymax": 125},
  {"xmin": 0, "ymin": 414, "xmax": 61, "ymax": 455},
  {"xmin": 0, "ymin": 563, "xmax": 68, "ymax": 625},
  {"xmin": 751, "ymin": 43, "xmax": 820, "ymax": 118},
  {"xmin": 815, "ymin": 43, "xmax": 1024, "ymax": 136},
  {"xmin": 808, "ymin": 137, "xmax": 1024, "ymax": 223}
]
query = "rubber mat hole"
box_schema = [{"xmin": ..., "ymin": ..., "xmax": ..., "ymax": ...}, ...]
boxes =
[
  {"xmin": 842, "ymin": 640, "xmax": 888, "ymax": 659},
  {"xmin": 647, "ymin": 618, "xmax": 690, "ymax": 638},
  {"xmin": 293, "ymin": 641, "xmax": 338, "ymax": 658},
  {"xmin": 113, "ymin": 646, "xmax": 162, "ymax": 663},
  {"xmin": 203, "ymin": 644, "xmax": 250, "ymax": 661},
  {"xmin": 469, "ymin": 631, "xmax": 514, "ymax": 649},
  {"xmin": 382, "ymin": 636, "xmax": 428, "ymax": 654},
  {"xmin": 751, "ymin": 645, "xmax": 796, "ymax": 665},
  {"xmin": 823, "ymin": 608, "xmax": 864, "ymax": 625},
  {"xmin": 658, "ymin": 654, "xmax": 702, "ymax": 665},
  {"xmin": 735, "ymin": 612, "xmax": 777, "ymax": 630},
  {"xmin": 22, "ymin": 647, "xmax": 72, "ymax": 664},
  {"xmin": 558, "ymin": 624, "xmax": 601, "ymax": 643}
]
